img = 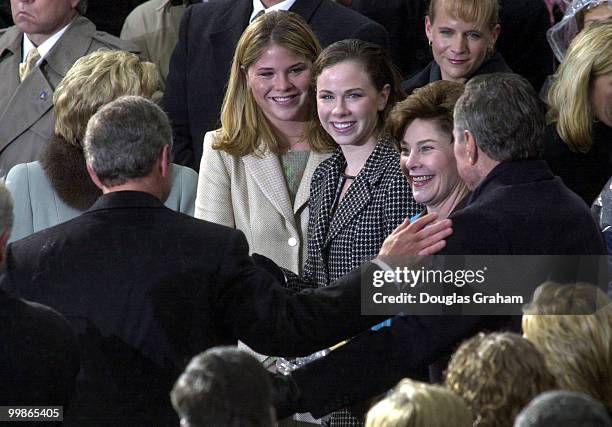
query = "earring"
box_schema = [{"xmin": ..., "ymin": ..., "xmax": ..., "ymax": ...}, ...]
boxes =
[{"xmin": 428, "ymin": 39, "xmax": 432, "ymax": 47}]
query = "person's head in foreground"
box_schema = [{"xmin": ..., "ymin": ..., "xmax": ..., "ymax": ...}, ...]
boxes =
[
  {"xmin": 388, "ymin": 80, "xmax": 467, "ymax": 219},
  {"xmin": 445, "ymin": 332, "xmax": 557, "ymax": 427},
  {"xmin": 365, "ymin": 378, "xmax": 472, "ymax": 427},
  {"xmin": 514, "ymin": 390, "xmax": 612, "ymax": 427},
  {"xmin": 171, "ymin": 346, "xmax": 274, "ymax": 427},
  {"xmin": 83, "ymin": 95, "xmax": 173, "ymax": 201},
  {"xmin": 425, "ymin": 0, "xmax": 501, "ymax": 82},
  {"xmin": 522, "ymin": 281, "xmax": 612, "ymax": 411},
  {"xmin": 452, "ymin": 73, "xmax": 544, "ymax": 190},
  {"xmin": 547, "ymin": 22, "xmax": 612, "ymax": 153}
]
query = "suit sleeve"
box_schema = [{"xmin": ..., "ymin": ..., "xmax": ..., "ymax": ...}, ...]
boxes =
[
  {"xmin": 288, "ymin": 313, "xmax": 507, "ymax": 417},
  {"xmin": 162, "ymin": 5, "xmax": 195, "ymax": 169},
  {"xmin": 194, "ymin": 131, "xmax": 235, "ymax": 227},
  {"xmin": 214, "ymin": 229, "xmax": 386, "ymax": 356},
  {"xmin": 5, "ymin": 164, "xmax": 34, "ymax": 243}
]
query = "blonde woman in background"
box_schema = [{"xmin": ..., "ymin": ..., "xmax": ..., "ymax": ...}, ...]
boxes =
[
  {"xmin": 195, "ymin": 11, "xmax": 333, "ymax": 274},
  {"xmin": 365, "ymin": 378, "xmax": 472, "ymax": 427},
  {"xmin": 542, "ymin": 22, "xmax": 612, "ymax": 205},
  {"xmin": 522, "ymin": 281, "xmax": 612, "ymax": 411},
  {"xmin": 6, "ymin": 50, "xmax": 197, "ymax": 242}
]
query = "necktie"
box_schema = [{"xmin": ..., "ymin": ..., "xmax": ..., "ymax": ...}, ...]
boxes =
[{"xmin": 19, "ymin": 47, "xmax": 40, "ymax": 82}]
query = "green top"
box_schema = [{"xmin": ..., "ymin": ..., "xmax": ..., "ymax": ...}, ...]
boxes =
[{"xmin": 280, "ymin": 151, "xmax": 310, "ymax": 205}]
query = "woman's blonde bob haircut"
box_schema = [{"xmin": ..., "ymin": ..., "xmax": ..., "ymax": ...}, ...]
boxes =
[
  {"xmin": 428, "ymin": 0, "xmax": 500, "ymax": 30},
  {"xmin": 522, "ymin": 281, "xmax": 612, "ymax": 410},
  {"xmin": 365, "ymin": 378, "xmax": 472, "ymax": 427},
  {"xmin": 215, "ymin": 11, "xmax": 334, "ymax": 156},
  {"xmin": 547, "ymin": 21, "xmax": 612, "ymax": 152},
  {"xmin": 53, "ymin": 50, "xmax": 161, "ymax": 148}
]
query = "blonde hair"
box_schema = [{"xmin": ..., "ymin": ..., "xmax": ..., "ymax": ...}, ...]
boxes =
[
  {"xmin": 428, "ymin": 0, "xmax": 500, "ymax": 30},
  {"xmin": 547, "ymin": 21, "xmax": 612, "ymax": 152},
  {"xmin": 215, "ymin": 11, "xmax": 334, "ymax": 156},
  {"xmin": 522, "ymin": 281, "xmax": 612, "ymax": 410},
  {"xmin": 365, "ymin": 379, "xmax": 472, "ymax": 427},
  {"xmin": 445, "ymin": 332, "xmax": 557, "ymax": 427},
  {"xmin": 53, "ymin": 50, "xmax": 161, "ymax": 148}
]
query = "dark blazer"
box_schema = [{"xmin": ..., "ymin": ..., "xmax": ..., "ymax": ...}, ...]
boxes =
[
  {"xmin": 285, "ymin": 159, "xmax": 605, "ymax": 418},
  {"xmin": 401, "ymin": 52, "xmax": 512, "ymax": 95},
  {"xmin": 0, "ymin": 289, "xmax": 79, "ymax": 412},
  {"xmin": 0, "ymin": 191, "xmax": 382, "ymax": 426},
  {"xmin": 162, "ymin": 0, "xmax": 389, "ymax": 170},
  {"xmin": 305, "ymin": 139, "xmax": 420, "ymax": 286},
  {"xmin": 542, "ymin": 122, "xmax": 612, "ymax": 206}
]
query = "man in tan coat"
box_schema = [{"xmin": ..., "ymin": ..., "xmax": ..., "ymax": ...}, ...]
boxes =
[{"xmin": 0, "ymin": 0, "xmax": 140, "ymax": 177}]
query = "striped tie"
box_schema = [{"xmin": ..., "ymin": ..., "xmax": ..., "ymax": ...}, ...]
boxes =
[{"xmin": 19, "ymin": 47, "xmax": 40, "ymax": 82}]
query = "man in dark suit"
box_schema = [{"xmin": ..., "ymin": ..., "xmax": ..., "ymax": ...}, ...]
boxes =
[
  {"xmin": 0, "ymin": 181, "xmax": 79, "ymax": 413},
  {"xmin": 162, "ymin": 0, "xmax": 389, "ymax": 170},
  {"xmin": 0, "ymin": 95, "xmax": 450, "ymax": 425},
  {"xmin": 275, "ymin": 73, "xmax": 606, "ymax": 420}
]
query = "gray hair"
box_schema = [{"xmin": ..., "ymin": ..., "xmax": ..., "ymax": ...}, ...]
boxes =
[
  {"xmin": 76, "ymin": 0, "xmax": 88, "ymax": 15},
  {"xmin": 514, "ymin": 390, "xmax": 612, "ymax": 427},
  {"xmin": 0, "ymin": 180, "xmax": 13, "ymax": 236},
  {"xmin": 83, "ymin": 95, "xmax": 173, "ymax": 187},
  {"xmin": 454, "ymin": 73, "xmax": 544, "ymax": 161}
]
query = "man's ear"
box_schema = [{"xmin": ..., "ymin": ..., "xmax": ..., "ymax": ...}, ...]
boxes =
[
  {"xmin": 464, "ymin": 130, "xmax": 478, "ymax": 165},
  {"xmin": 86, "ymin": 164, "xmax": 105, "ymax": 190},
  {"xmin": 160, "ymin": 145, "xmax": 171, "ymax": 178}
]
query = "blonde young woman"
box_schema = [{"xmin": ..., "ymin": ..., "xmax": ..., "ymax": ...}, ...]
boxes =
[
  {"xmin": 195, "ymin": 11, "xmax": 334, "ymax": 274},
  {"xmin": 6, "ymin": 50, "xmax": 197, "ymax": 242},
  {"xmin": 402, "ymin": 0, "xmax": 510, "ymax": 95},
  {"xmin": 543, "ymin": 22, "xmax": 612, "ymax": 205}
]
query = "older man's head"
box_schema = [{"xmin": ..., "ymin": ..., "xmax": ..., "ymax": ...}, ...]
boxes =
[
  {"xmin": 452, "ymin": 73, "xmax": 545, "ymax": 190},
  {"xmin": 11, "ymin": 0, "xmax": 86, "ymax": 45}
]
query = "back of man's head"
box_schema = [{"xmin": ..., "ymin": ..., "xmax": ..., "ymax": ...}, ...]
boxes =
[
  {"xmin": 514, "ymin": 390, "xmax": 612, "ymax": 427},
  {"xmin": 454, "ymin": 73, "xmax": 545, "ymax": 162},
  {"xmin": 171, "ymin": 346, "xmax": 274, "ymax": 427},
  {"xmin": 83, "ymin": 95, "xmax": 172, "ymax": 188}
]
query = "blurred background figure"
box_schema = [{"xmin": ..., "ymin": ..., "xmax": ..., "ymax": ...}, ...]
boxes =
[
  {"xmin": 514, "ymin": 390, "xmax": 612, "ymax": 427},
  {"xmin": 171, "ymin": 346, "xmax": 275, "ymax": 427},
  {"xmin": 195, "ymin": 11, "xmax": 330, "ymax": 275},
  {"xmin": 445, "ymin": 332, "xmax": 557, "ymax": 427},
  {"xmin": 402, "ymin": 0, "xmax": 510, "ymax": 95},
  {"xmin": 121, "ymin": 0, "xmax": 201, "ymax": 84},
  {"xmin": 388, "ymin": 80, "xmax": 468, "ymax": 222},
  {"xmin": 547, "ymin": 0, "xmax": 612, "ymax": 63},
  {"xmin": 365, "ymin": 378, "xmax": 472, "ymax": 427},
  {"xmin": 522, "ymin": 281, "xmax": 612, "ymax": 412},
  {"xmin": 0, "ymin": 179, "xmax": 80, "ymax": 411},
  {"xmin": 0, "ymin": 0, "xmax": 140, "ymax": 177},
  {"xmin": 6, "ymin": 50, "xmax": 197, "ymax": 242},
  {"xmin": 542, "ymin": 21, "xmax": 612, "ymax": 206}
]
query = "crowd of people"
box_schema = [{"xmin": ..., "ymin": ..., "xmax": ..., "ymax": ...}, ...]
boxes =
[{"xmin": 0, "ymin": 0, "xmax": 610, "ymax": 426}]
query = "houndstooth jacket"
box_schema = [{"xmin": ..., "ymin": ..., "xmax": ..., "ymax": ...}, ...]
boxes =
[{"xmin": 304, "ymin": 136, "xmax": 421, "ymax": 288}]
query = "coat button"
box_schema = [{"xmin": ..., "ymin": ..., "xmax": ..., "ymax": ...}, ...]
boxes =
[{"xmin": 288, "ymin": 237, "xmax": 297, "ymax": 247}]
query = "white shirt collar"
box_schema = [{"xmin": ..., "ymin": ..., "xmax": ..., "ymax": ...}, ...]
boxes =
[
  {"xmin": 250, "ymin": 0, "xmax": 297, "ymax": 23},
  {"xmin": 22, "ymin": 21, "xmax": 72, "ymax": 64}
]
